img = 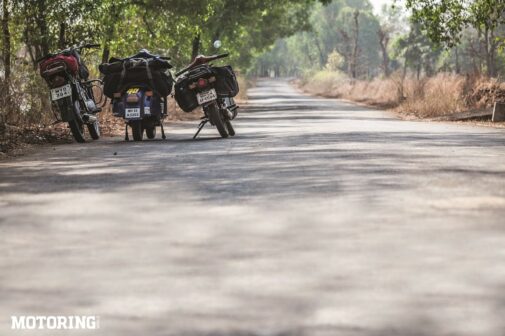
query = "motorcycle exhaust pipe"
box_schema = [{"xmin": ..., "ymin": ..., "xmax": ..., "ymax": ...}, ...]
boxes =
[
  {"xmin": 82, "ymin": 114, "xmax": 97, "ymax": 123},
  {"xmin": 225, "ymin": 109, "xmax": 233, "ymax": 120}
]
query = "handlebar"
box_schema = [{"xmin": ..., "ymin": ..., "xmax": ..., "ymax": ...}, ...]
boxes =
[
  {"xmin": 215, "ymin": 53, "xmax": 230, "ymax": 60},
  {"xmin": 36, "ymin": 43, "xmax": 101, "ymax": 63},
  {"xmin": 175, "ymin": 53, "xmax": 230, "ymax": 77}
]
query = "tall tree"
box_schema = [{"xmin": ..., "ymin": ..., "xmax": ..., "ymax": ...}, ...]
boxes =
[
  {"xmin": 405, "ymin": 0, "xmax": 505, "ymax": 76},
  {"xmin": 1, "ymin": 0, "xmax": 11, "ymax": 110}
]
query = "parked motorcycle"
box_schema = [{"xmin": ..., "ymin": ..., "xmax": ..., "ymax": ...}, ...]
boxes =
[
  {"xmin": 37, "ymin": 43, "xmax": 103, "ymax": 143},
  {"xmin": 174, "ymin": 44, "xmax": 239, "ymax": 139},
  {"xmin": 99, "ymin": 50, "xmax": 173, "ymax": 141}
]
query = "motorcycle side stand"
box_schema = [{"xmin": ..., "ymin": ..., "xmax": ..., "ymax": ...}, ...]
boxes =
[
  {"xmin": 193, "ymin": 118, "xmax": 209, "ymax": 139},
  {"xmin": 160, "ymin": 122, "xmax": 166, "ymax": 140},
  {"xmin": 124, "ymin": 124, "xmax": 129, "ymax": 141}
]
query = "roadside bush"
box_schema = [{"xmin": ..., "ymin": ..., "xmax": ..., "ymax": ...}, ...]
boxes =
[
  {"xmin": 302, "ymin": 70, "xmax": 399, "ymax": 108},
  {"xmin": 301, "ymin": 70, "xmax": 504, "ymax": 118},
  {"xmin": 398, "ymin": 73, "xmax": 467, "ymax": 118}
]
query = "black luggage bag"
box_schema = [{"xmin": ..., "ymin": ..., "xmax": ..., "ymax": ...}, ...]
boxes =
[
  {"xmin": 212, "ymin": 66, "xmax": 239, "ymax": 98},
  {"xmin": 174, "ymin": 65, "xmax": 239, "ymax": 113},
  {"xmin": 100, "ymin": 58, "xmax": 174, "ymax": 98}
]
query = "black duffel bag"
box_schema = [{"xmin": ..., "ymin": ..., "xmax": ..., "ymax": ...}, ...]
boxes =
[
  {"xmin": 99, "ymin": 57, "xmax": 172, "ymax": 75},
  {"xmin": 174, "ymin": 77, "xmax": 199, "ymax": 113},
  {"xmin": 100, "ymin": 57, "xmax": 173, "ymax": 98},
  {"xmin": 212, "ymin": 65, "xmax": 239, "ymax": 98},
  {"xmin": 174, "ymin": 65, "xmax": 239, "ymax": 113},
  {"xmin": 174, "ymin": 65, "xmax": 215, "ymax": 113}
]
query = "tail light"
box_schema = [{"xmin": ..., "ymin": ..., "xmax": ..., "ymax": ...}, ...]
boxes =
[
  {"xmin": 189, "ymin": 78, "xmax": 209, "ymax": 90},
  {"xmin": 126, "ymin": 94, "xmax": 139, "ymax": 103},
  {"xmin": 197, "ymin": 78, "xmax": 208, "ymax": 88}
]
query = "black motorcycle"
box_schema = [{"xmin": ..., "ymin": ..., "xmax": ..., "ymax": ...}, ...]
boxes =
[
  {"xmin": 174, "ymin": 52, "xmax": 239, "ymax": 139},
  {"xmin": 99, "ymin": 50, "xmax": 173, "ymax": 141},
  {"xmin": 37, "ymin": 43, "xmax": 102, "ymax": 143}
]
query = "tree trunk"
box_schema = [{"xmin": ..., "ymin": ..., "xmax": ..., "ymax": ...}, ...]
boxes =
[
  {"xmin": 2, "ymin": 0, "xmax": 11, "ymax": 112},
  {"xmin": 2, "ymin": 0, "xmax": 11, "ymax": 81},
  {"xmin": 377, "ymin": 28, "xmax": 390, "ymax": 77},
  {"xmin": 101, "ymin": 2, "xmax": 122, "ymax": 65},
  {"xmin": 101, "ymin": 46, "xmax": 110, "ymax": 64},
  {"xmin": 350, "ymin": 10, "xmax": 360, "ymax": 79},
  {"xmin": 58, "ymin": 22, "xmax": 65, "ymax": 49},
  {"xmin": 313, "ymin": 36, "xmax": 325, "ymax": 68},
  {"xmin": 477, "ymin": 29, "xmax": 484, "ymax": 74},
  {"xmin": 337, "ymin": 30, "xmax": 352, "ymax": 77},
  {"xmin": 486, "ymin": 27, "xmax": 497, "ymax": 77},
  {"xmin": 35, "ymin": 0, "xmax": 49, "ymax": 56},
  {"xmin": 191, "ymin": 34, "xmax": 201, "ymax": 61},
  {"xmin": 454, "ymin": 47, "xmax": 460, "ymax": 74},
  {"xmin": 305, "ymin": 41, "xmax": 314, "ymax": 65}
]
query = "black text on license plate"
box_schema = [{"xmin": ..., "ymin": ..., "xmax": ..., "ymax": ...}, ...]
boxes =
[
  {"xmin": 125, "ymin": 108, "xmax": 140, "ymax": 119},
  {"xmin": 51, "ymin": 84, "xmax": 72, "ymax": 101},
  {"xmin": 197, "ymin": 89, "xmax": 217, "ymax": 105}
]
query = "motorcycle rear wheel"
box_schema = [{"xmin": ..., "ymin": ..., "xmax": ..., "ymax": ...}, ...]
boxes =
[
  {"xmin": 225, "ymin": 120, "xmax": 235, "ymax": 136},
  {"xmin": 145, "ymin": 126, "xmax": 156, "ymax": 139},
  {"xmin": 87, "ymin": 120, "xmax": 100, "ymax": 140},
  {"xmin": 207, "ymin": 103, "xmax": 228, "ymax": 138},
  {"xmin": 130, "ymin": 120, "xmax": 143, "ymax": 141},
  {"xmin": 69, "ymin": 100, "xmax": 86, "ymax": 143}
]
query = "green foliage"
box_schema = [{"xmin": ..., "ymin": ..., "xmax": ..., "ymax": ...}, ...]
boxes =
[
  {"xmin": 404, "ymin": 0, "xmax": 505, "ymax": 76},
  {"xmin": 250, "ymin": 0, "xmax": 384, "ymax": 77},
  {"xmin": 404, "ymin": 0, "xmax": 505, "ymax": 47},
  {"xmin": 4, "ymin": 0, "xmax": 330, "ymax": 69},
  {"xmin": 1, "ymin": 0, "xmax": 330, "ymax": 126},
  {"xmin": 325, "ymin": 50, "xmax": 344, "ymax": 71}
]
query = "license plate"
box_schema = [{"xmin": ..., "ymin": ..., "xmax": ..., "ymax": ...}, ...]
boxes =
[
  {"xmin": 125, "ymin": 108, "xmax": 140, "ymax": 119},
  {"xmin": 197, "ymin": 89, "xmax": 217, "ymax": 105},
  {"xmin": 50, "ymin": 84, "xmax": 72, "ymax": 101}
]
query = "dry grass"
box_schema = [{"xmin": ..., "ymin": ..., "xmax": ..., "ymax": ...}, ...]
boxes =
[
  {"xmin": 302, "ymin": 71, "xmax": 505, "ymax": 119},
  {"xmin": 396, "ymin": 73, "xmax": 467, "ymax": 118},
  {"xmin": 236, "ymin": 75, "xmax": 251, "ymax": 102},
  {"xmin": 303, "ymin": 70, "xmax": 400, "ymax": 108}
]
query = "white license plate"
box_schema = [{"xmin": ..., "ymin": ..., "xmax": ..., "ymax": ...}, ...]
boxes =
[
  {"xmin": 50, "ymin": 84, "xmax": 72, "ymax": 101},
  {"xmin": 197, "ymin": 89, "xmax": 217, "ymax": 105},
  {"xmin": 125, "ymin": 108, "xmax": 141, "ymax": 119}
]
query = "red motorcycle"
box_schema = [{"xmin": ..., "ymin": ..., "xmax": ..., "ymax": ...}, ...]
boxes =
[{"xmin": 38, "ymin": 43, "xmax": 102, "ymax": 143}]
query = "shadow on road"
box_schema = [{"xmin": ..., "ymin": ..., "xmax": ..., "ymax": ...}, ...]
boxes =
[{"xmin": 1, "ymin": 78, "xmax": 505, "ymax": 336}]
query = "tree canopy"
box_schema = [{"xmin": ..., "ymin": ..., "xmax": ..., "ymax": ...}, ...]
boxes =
[{"xmin": 3, "ymin": 0, "xmax": 331, "ymax": 69}]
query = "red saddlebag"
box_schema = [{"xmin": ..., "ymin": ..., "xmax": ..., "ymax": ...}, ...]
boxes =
[{"xmin": 40, "ymin": 55, "xmax": 79, "ymax": 76}]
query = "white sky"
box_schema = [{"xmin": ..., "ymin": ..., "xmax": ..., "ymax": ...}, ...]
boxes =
[{"xmin": 370, "ymin": 0, "xmax": 392, "ymax": 13}]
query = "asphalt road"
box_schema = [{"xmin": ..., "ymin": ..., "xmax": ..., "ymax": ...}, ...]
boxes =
[{"xmin": 1, "ymin": 78, "xmax": 505, "ymax": 336}]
